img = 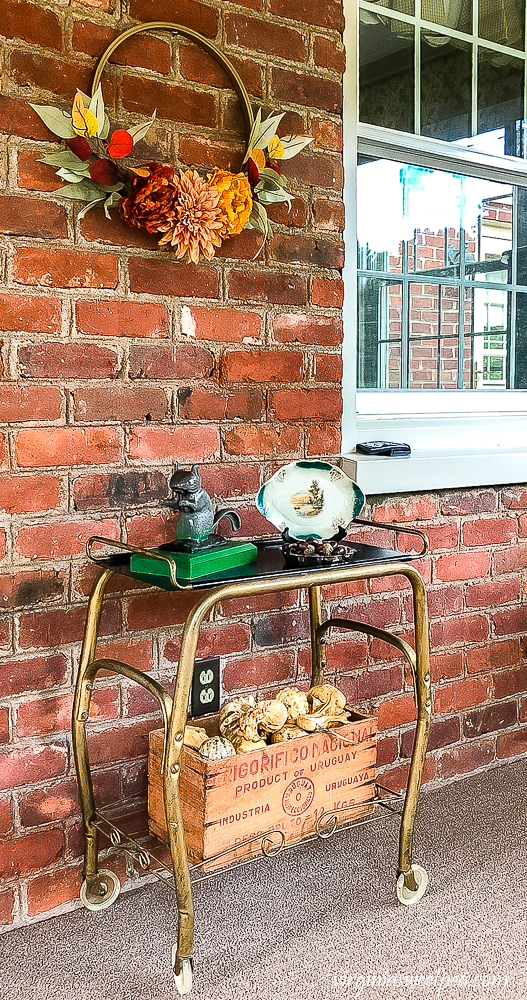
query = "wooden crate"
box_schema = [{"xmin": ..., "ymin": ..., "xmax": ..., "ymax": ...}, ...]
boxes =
[{"xmin": 148, "ymin": 710, "xmax": 377, "ymax": 872}]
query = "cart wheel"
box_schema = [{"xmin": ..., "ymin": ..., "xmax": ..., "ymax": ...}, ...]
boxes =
[
  {"xmin": 79, "ymin": 869, "xmax": 120, "ymax": 911},
  {"xmin": 172, "ymin": 946, "xmax": 193, "ymax": 996},
  {"xmin": 396, "ymin": 864, "xmax": 428, "ymax": 906}
]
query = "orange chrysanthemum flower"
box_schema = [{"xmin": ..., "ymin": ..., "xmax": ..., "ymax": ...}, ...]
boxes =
[
  {"xmin": 118, "ymin": 162, "xmax": 178, "ymax": 232},
  {"xmin": 157, "ymin": 170, "xmax": 223, "ymax": 263},
  {"xmin": 209, "ymin": 169, "xmax": 252, "ymax": 239}
]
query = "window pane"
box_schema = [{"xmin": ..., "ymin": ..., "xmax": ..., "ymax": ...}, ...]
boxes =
[
  {"xmin": 469, "ymin": 286, "xmax": 510, "ymax": 388},
  {"xmin": 517, "ymin": 187, "xmax": 527, "ymax": 282},
  {"xmin": 366, "ymin": 0, "xmax": 415, "ymax": 13},
  {"xmin": 422, "ymin": 0, "xmax": 472, "ymax": 33},
  {"xmin": 479, "ymin": 0, "xmax": 525, "ymax": 50},
  {"xmin": 514, "ymin": 290, "xmax": 527, "ymax": 385},
  {"xmin": 421, "ymin": 32, "xmax": 472, "ymax": 141},
  {"xmin": 478, "ymin": 49, "xmax": 524, "ymax": 155},
  {"xmin": 359, "ymin": 17, "xmax": 414, "ymax": 131},
  {"xmin": 466, "ymin": 188, "xmax": 513, "ymax": 282},
  {"xmin": 409, "ymin": 281, "xmax": 441, "ymax": 387},
  {"xmin": 358, "ymin": 278, "xmax": 403, "ymax": 388},
  {"xmin": 359, "ymin": 0, "xmax": 527, "ymax": 158},
  {"xmin": 357, "ymin": 154, "xmax": 527, "ymax": 389}
]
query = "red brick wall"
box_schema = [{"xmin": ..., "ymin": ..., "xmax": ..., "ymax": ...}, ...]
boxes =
[
  {"xmin": 0, "ymin": 0, "xmax": 345, "ymax": 929},
  {"xmin": 353, "ymin": 489, "xmax": 527, "ymax": 789},
  {"xmin": 0, "ymin": 0, "xmax": 526, "ymax": 934}
]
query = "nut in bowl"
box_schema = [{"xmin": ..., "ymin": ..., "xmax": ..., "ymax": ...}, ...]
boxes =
[{"xmin": 282, "ymin": 533, "xmax": 357, "ymax": 567}]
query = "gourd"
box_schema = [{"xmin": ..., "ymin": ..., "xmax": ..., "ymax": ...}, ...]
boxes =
[
  {"xmin": 275, "ymin": 686, "xmax": 309, "ymax": 722},
  {"xmin": 199, "ymin": 736, "xmax": 236, "ymax": 760},
  {"xmin": 219, "ymin": 695, "xmax": 287, "ymax": 752}
]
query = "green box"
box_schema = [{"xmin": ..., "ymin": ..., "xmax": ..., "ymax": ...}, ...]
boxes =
[{"xmin": 130, "ymin": 540, "xmax": 257, "ymax": 586}]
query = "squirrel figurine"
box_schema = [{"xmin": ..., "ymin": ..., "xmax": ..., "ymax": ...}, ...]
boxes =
[{"xmin": 164, "ymin": 465, "xmax": 240, "ymax": 547}]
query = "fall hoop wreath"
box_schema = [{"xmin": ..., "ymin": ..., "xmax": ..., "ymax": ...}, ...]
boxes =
[{"xmin": 29, "ymin": 21, "xmax": 314, "ymax": 264}]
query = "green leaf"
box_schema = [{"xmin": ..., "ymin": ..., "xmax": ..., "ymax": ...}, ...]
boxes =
[
  {"xmin": 97, "ymin": 181, "xmax": 125, "ymax": 194},
  {"xmin": 100, "ymin": 114, "xmax": 111, "ymax": 141},
  {"xmin": 247, "ymin": 202, "xmax": 269, "ymax": 259},
  {"xmin": 274, "ymin": 135, "xmax": 314, "ymax": 159},
  {"xmin": 249, "ymin": 200, "xmax": 269, "ymax": 237},
  {"xmin": 250, "ymin": 111, "xmax": 285, "ymax": 156},
  {"xmin": 39, "ymin": 151, "xmax": 92, "ymax": 172},
  {"xmin": 103, "ymin": 190, "xmax": 122, "ymax": 219},
  {"xmin": 243, "ymin": 107, "xmax": 262, "ymax": 164},
  {"xmin": 56, "ymin": 166, "xmax": 91, "ymax": 183},
  {"xmin": 256, "ymin": 187, "xmax": 292, "ymax": 206},
  {"xmin": 129, "ymin": 111, "xmax": 157, "ymax": 145},
  {"xmin": 258, "ymin": 167, "xmax": 288, "ymax": 189},
  {"xmin": 89, "ymin": 83, "xmax": 106, "ymax": 135},
  {"xmin": 77, "ymin": 196, "xmax": 106, "ymax": 220},
  {"xmin": 29, "ymin": 103, "xmax": 76, "ymax": 139},
  {"xmin": 55, "ymin": 178, "xmax": 108, "ymax": 201}
]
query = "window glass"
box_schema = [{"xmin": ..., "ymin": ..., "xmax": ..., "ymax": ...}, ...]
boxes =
[
  {"xmin": 421, "ymin": 34, "xmax": 472, "ymax": 141},
  {"xmin": 478, "ymin": 50, "xmax": 524, "ymax": 151},
  {"xmin": 357, "ymin": 155, "xmax": 524, "ymax": 389},
  {"xmin": 359, "ymin": 0, "xmax": 527, "ymax": 157},
  {"xmin": 478, "ymin": 0, "xmax": 525, "ymax": 50},
  {"xmin": 365, "ymin": 0, "xmax": 415, "ymax": 13},
  {"xmin": 359, "ymin": 16, "xmax": 414, "ymax": 131},
  {"xmin": 424, "ymin": 0, "xmax": 472, "ymax": 34}
]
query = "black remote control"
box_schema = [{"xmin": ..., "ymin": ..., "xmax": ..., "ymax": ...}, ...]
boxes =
[{"xmin": 356, "ymin": 440, "xmax": 411, "ymax": 457}]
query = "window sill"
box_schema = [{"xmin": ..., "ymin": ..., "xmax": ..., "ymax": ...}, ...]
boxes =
[
  {"xmin": 342, "ymin": 448, "xmax": 527, "ymax": 495},
  {"xmin": 341, "ymin": 411, "xmax": 527, "ymax": 494}
]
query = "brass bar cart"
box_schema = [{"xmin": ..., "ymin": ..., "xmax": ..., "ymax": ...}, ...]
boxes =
[{"xmin": 72, "ymin": 526, "xmax": 432, "ymax": 996}]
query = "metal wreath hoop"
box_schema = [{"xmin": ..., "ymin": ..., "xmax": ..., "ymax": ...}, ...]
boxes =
[{"xmin": 90, "ymin": 22, "xmax": 254, "ymax": 142}]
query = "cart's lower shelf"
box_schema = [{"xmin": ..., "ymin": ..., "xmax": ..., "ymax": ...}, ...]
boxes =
[{"xmin": 93, "ymin": 783, "xmax": 404, "ymax": 890}]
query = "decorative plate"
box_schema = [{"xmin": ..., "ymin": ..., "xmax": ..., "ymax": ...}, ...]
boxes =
[{"xmin": 257, "ymin": 461, "xmax": 365, "ymax": 540}]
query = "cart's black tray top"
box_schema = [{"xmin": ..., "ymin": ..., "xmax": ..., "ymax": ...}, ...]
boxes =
[{"xmin": 91, "ymin": 539, "xmax": 412, "ymax": 590}]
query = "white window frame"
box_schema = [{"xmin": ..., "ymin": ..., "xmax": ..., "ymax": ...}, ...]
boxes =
[{"xmin": 341, "ymin": 0, "xmax": 527, "ymax": 493}]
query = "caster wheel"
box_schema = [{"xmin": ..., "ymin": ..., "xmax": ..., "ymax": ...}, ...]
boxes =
[
  {"xmin": 79, "ymin": 869, "xmax": 120, "ymax": 911},
  {"xmin": 172, "ymin": 946, "xmax": 193, "ymax": 996},
  {"xmin": 396, "ymin": 864, "xmax": 428, "ymax": 906}
]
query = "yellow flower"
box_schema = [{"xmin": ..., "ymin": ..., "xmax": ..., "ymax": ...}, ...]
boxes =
[{"xmin": 208, "ymin": 169, "xmax": 253, "ymax": 239}]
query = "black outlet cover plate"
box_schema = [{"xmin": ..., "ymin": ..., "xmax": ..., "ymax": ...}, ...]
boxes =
[{"xmin": 190, "ymin": 657, "xmax": 221, "ymax": 717}]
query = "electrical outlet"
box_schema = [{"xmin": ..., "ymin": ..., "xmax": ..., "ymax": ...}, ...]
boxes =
[{"xmin": 190, "ymin": 657, "xmax": 220, "ymax": 718}]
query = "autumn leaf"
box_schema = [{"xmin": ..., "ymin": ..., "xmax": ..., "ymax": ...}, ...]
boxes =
[
  {"xmin": 39, "ymin": 150, "xmax": 91, "ymax": 172},
  {"xmin": 275, "ymin": 134, "xmax": 315, "ymax": 159},
  {"xmin": 77, "ymin": 196, "xmax": 106, "ymax": 220},
  {"xmin": 243, "ymin": 110, "xmax": 285, "ymax": 163},
  {"xmin": 259, "ymin": 167, "xmax": 288, "ymax": 187},
  {"xmin": 72, "ymin": 92, "xmax": 99, "ymax": 138},
  {"xmin": 247, "ymin": 157, "xmax": 260, "ymax": 187},
  {"xmin": 249, "ymin": 147, "xmax": 266, "ymax": 171},
  {"xmin": 103, "ymin": 190, "xmax": 122, "ymax": 219},
  {"xmin": 107, "ymin": 129, "xmax": 134, "ymax": 159},
  {"xmin": 89, "ymin": 159, "xmax": 119, "ymax": 186},
  {"xmin": 55, "ymin": 178, "xmax": 110, "ymax": 201},
  {"xmin": 88, "ymin": 83, "xmax": 106, "ymax": 136},
  {"xmin": 66, "ymin": 136, "xmax": 93, "ymax": 161},
  {"xmin": 267, "ymin": 134, "xmax": 284, "ymax": 159}
]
